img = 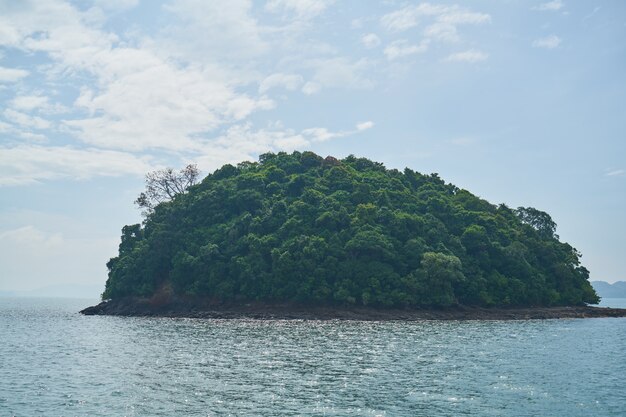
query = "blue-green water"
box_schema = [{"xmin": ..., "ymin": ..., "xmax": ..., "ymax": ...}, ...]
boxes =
[{"xmin": 1, "ymin": 298, "xmax": 625, "ymax": 416}]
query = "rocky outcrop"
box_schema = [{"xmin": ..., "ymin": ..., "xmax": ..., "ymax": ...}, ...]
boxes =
[{"xmin": 81, "ymin": 298, "xmax": 626, "ymax": 321}]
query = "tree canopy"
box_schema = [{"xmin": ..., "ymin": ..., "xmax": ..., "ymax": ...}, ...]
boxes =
[{"xmin": 103, "ymin": 151, "xmax": 599, "ymax": 308}]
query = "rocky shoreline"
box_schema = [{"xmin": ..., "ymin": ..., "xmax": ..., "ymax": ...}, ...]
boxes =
[{"xmin": 80, "ymin": 297, "xmax": 626, "ymax": 321}]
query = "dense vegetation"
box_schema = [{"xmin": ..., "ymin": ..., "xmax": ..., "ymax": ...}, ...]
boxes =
[{"xmin": 103, "ymin": 151, "xmax": 599, "ymax": 308}]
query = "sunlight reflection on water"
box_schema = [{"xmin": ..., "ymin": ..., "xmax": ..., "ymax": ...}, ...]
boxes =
[{"xmin": 1, "ymin": 297, "xmax": 625, "ymax": 416}]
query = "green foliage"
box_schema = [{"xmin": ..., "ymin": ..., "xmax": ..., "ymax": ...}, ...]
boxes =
[{"xmin": 102, "ymin": 151, "xmax": 600, "ymax": 307}]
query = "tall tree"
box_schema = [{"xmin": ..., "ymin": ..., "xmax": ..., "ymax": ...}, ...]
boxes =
[
  {"xmin": 135, "ymin": 164, "xmax": 199, "ymax": 213},
  {"xmin": 515, "ymin": 206, "xmax": 558, "ymax": 239}
]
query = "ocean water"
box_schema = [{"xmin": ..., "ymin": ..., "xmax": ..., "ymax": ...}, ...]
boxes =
[
  {"xmin": 1, "ymin": 298, "xmax": 625, "ymax": 416},
  {"xmin": 596, "ymin": 297, "xmax": 626, "ymax": 309}
]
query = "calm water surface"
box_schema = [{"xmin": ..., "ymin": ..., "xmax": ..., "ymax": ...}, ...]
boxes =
[{"xmin": 1, "ymin": 297, "xmax": 625, "ymax": 416}]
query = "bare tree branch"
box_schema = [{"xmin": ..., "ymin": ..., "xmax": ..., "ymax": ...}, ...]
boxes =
[{"xmin": 135, "ymin": 164, "xmax": 200, "ymax": 215}]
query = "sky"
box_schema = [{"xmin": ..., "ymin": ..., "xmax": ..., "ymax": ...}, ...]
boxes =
[{"xmin": 0, "ymin": 0, "xmax": 624, "ymax": 296}]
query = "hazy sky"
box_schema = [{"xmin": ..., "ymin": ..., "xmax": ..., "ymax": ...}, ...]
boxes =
[{"xmin": 0, "ymin": 0, "xmax": 624, "ymax": 293}]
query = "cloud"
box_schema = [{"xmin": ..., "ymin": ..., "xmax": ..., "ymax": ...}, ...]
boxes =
[
  {"xmin": 0, "ymin": 121, "xmax": 13, "ymax": 132},
  {"xmin": 1, "ymin": 3, "xmax": 238, "ymax": 154},
  {"xmin": 301, "ymin": 121, "xmax": 374, "ymax": 141},
  {"xmin": 0, "ymin": 226, "xmax": 63, "ymax": 249},
  {"xmin": 0, "ymin": 145, "xmax": 154, "ymax": 186},
  {"xmin": 445, "ymin": 49, "xmax": 488, "ymax": 63},
  {"xmin": 4, "ymin": 109, "xmax": 51, "ymax": 130},
  {"xmin": 0, "ymin": 1, "xmax": 116, "ymax": 61},
  {"xmin": 193, "ymin": 124, "xmax": 307, "ymax": 171},
  {"xmin": 533, "ymin": 35, "xmax": 561, "ymax": 49},
  {"xmin": 301, "ymin": 127, "xmax": 340, "ymax": 142},
  {"xmin": 423, "ymin": 22, "xmax": 459, "ymax": 42},
  {"xmin": 265, "ymin": 0, "xmax": 335, "ymax": 20},
  {"xmin": 0, "ymin": 0, "xmax": 348, "ymax": 158},
  {"xmin": 0, "ymin": 0, "xmax": 375, "ymax": 184},
  {"xmin": 381, "ymin": 4, "xmax": 490, "ymax": 33},
  {"xmin": 437, "ymin": 9, "xmax": 492, "ymax": 25},
  {"xmin": 9, "ymin": 94, "xmax": 69, "ymax": 115},
  {"xmin": 259, "ymin": 73, "xmax": 304, "ymax": 93},
  {"xmin": 384, "ymin": 40, "xmax": 429, "ymax": 60},
  {"xmin": 161, "ymin": 0, "xmax": 268, "ymax": 62},
  {"xmin": 583, "ymin": 6, "xmax": 600, "ymax": 22},
  {"xmin": 194, "ymin": 121, "xmax": 373, "ymax": 171},
  {"xmin": 301, "ymin": 82, "xmax": 321, "ymax": 95},
  {"xmin": 59, "ymin": 47, "xmax": 274, "ymax": 151},
  {"xmin": 93, "ymin": 0, "xmax": 140, "ymax": 12},
  {"xmin": 605, "ymin": 169, "xmax": 624, "ymax": 177},
  {"xmin": 381, "ymin": 4, "xmax": 433, "ymax": 32},
  {"xmin": 18, "ymin": 132, "xmax": 48, "ymax": 142},
  {"xmin": 361, "ymin": 33, "xmax": 381, "ymax": 49},
  {"xmin": 532, "ymin": 1, "xmax": 564, "ymax": 11},
  {"xmin": 0, "ymin": 66, "xmax": 29, "ymax": 82},
  {"xmin": 356, "ymin": 121, "xmax": 374, "ymax": 131},
  {"xmin": 301, "ymin": 57, "xmax": 373, "ymax": 94},
  {"xmin": 9, "ymin": 95, "xmax": 49, "ymax": 111}
]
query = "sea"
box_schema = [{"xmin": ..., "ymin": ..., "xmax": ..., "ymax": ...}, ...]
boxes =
[{"xmin": 1, "ymin": 297, "xmax": 625, "ymax": 416}]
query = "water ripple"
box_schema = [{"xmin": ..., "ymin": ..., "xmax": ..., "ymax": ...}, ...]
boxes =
[{"xmin": 1, "ymin": 298, "xmax": 625, "ymax": 416}]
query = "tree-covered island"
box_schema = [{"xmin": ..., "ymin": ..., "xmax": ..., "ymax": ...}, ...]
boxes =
[{"xmin": 93, "ymin": 151, "xmax": 603, "ymax": 315}]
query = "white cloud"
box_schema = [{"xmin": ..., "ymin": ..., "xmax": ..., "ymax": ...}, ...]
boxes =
[
  {"xmin": 0, "ymin": 66, "xmax": 29, "ymax": 82},
  {"xmin": 18, "ymin": 132, "xmax": 48, "ymax": 142},
  {"xmin": 0, "ymin": 121, "xmax": 13, "ymax": 132},
  {"xmin": 583, "ymin": 6, "xmax": 600, "ymax": 22},
  {"xmin": 194, "ymin": 121, "xmax": 373, "ymax": 171},
  {"xmin": 301, "ymin": 57, "xmax": 373, "ymax": 94},
  {"xmin": 532, "ymin": 1, "xmax": 564, "ymax": 11},
  {"xmin": 259, "ymin": 73, "xmax": 304, "ymax": 93},
  {"xmin": 384, "ymin": 40, "xmax": 429, "ymax": 60},
  {"xmin": 351, "ymin": 18, "xmax": 365, "ymax": 29},
  {"xmin": 605, "ymin": 169, "xmax": 624, "ymax": 177},
  {"xmin": 381, "ymin": 4, "xmax": 490, "ymax": 33},
  {"xmin": 194, "ymin": 123, "xmax": 308, "ymax": 171},
  {"xmin": 64, "ymin": 53, "xmax": 274, "ymax": 151},
  {"xmin": 438, "ymin": 10, "xmax": 491, "ymax": 26},
  {"xmin": 445, "ymin": 49, "xmax": 488, "ymax": 63},
  {"xmin": 0, "ymin": 1, "xmax": 278, "ymax": 154},
  {"xmin": 161, "ymin": 0, "xmax": 268, "ymax": 62},
  {"xmin": 301, "ymin": 121, "xmax": 374, "ymax": 142},
  {"xmin": 301, "ymin": 127, "xmax": 339, "ymax": 142},
  {"xmin": 0, "ymin": 0, "xmax": 375, "ymax": 183},
  {"xmin": 0, "ymin": 1, "xmax": 116, "ymax": 62},
  {"xmin": 356, "ymin": 120, "xmax": 374, "ymax": 131},
  {"xmin": 533, "ymin": 35, "xmax": 561, "ymax": 49},
  {"xmin": 0, "ymin": 145, "xmax": 154, "ymax": 186},
  {"xmin": 424, "ymin": 22, "xmax": 458, "ymax": 42},
  {"xmin": 0, "ymin": 226, "xmax": 63, "ymax": 249},
  {"xmin": 10, "ymin": 95, "xmax": 49, "ymax": 111},
  {"xmin": 301, "ymin": 81, "xmax": 321, "ymax": 95},
  {"xmin": 4, "ymin": 109, "xmax": 51, "ymax": 130},
  {"xmin": 361, "ymin": 33, "xmax": 381, "ymax": 49},
  {"xmin": 93, "ymin": 0, "xmax": 140, "ymax": 11},
  {"xmin": 265, "ymin": 0, "xmax": 335, "ymax": 20},
  {"xmin": 381, "ymin": 4, "xmax": 430, "ymax": 32}
]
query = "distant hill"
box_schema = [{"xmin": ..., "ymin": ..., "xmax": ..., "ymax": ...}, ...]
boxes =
[{"xmin": 591, "ymin": 281, "xmax": 626, "ymax": 298}]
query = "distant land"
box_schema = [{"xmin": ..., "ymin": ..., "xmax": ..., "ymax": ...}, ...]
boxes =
[
  {"xmin": 85, "ymin": 151, "xmax": 608, "ymax": 320},
  {"xmin": 0, "ymin": 283, "xmax": 101, "ymax": 299},
  {"xmin": 591, "ymin": 281, "xmax": 626, "ymax": 298}
]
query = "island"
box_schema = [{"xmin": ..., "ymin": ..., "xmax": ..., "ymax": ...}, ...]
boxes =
[
  {"xmin": 591, "ymin": 281, "xmax": 626, "ymax": 298},
  {"xmin": 82, "ymin": 151, "xmax": 626, "ymax": 320}
]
